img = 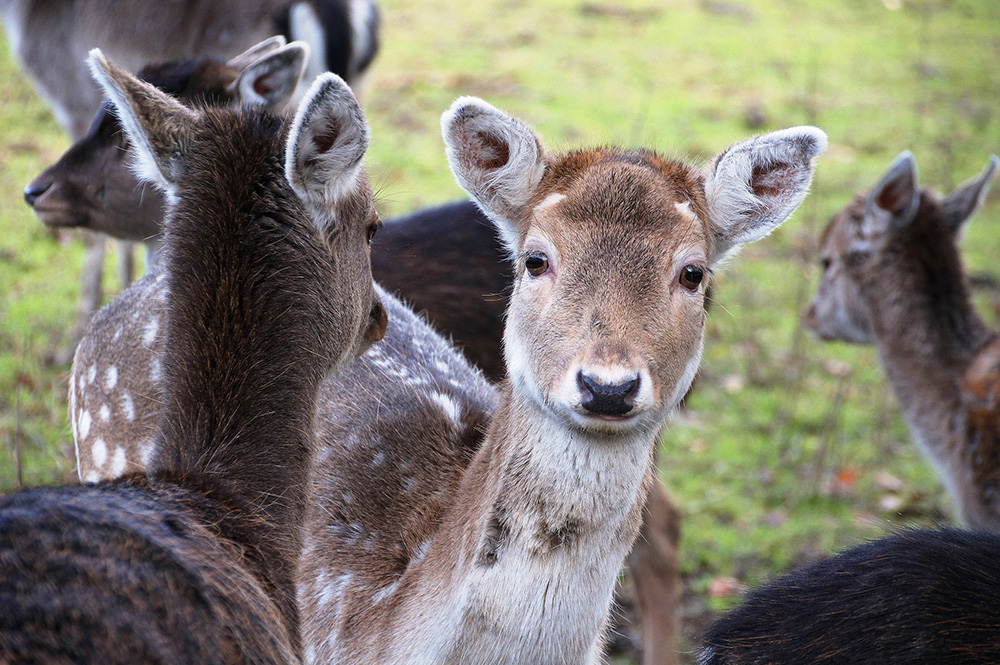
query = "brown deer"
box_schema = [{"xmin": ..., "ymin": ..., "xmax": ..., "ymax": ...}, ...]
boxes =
[
  {"xmin": 67, "ymin": 103, "xmax": 826, "ymax": 662},
  {"xmin": 3, "ymin": 0, "xmax": 379, "ymax": 362},
  {"xmin": 700, "ymin": 528, "xmax": 1000, "ymax": 665},
  {"xmin": 56, "ymin": 50, "xmax": 685, "ymax": 661},
  {"xmin": 0, "ymin": 51, "xmax": 385, "ymax": 662},
  {"xmin": 803, "ymin": 152, "xmax": 1000, "ymax": 530}
]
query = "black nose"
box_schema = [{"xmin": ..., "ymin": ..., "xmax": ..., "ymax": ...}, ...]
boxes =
[
  {"xmin": 577, "ymin": 371, "xmax": 640, "ymax": 416},
  {"xmin": 24, "ymin": 182, "xmax": 50, "ymax": 207}
]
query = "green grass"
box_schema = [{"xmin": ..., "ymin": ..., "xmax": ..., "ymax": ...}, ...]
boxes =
[{"xmin": 2, "ymin": 0, "xmax": 1000, "ymax": 659}]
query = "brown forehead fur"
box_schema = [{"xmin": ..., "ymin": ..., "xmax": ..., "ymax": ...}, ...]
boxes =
[{"xmin": 532, "ymin": 148, "xmax": 711, "ymax": 234}]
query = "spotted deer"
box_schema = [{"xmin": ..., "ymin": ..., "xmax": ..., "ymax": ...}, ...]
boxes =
[
  {"xmin": 803, "ymin": 152, "xmax": 1000, "ymax": 530},
  {"xmin": 57, "ymin": 47, "xmax": 687, "ymax": 662},
  {"xmin": 0, "ymin": 49, "xmax": 385, "ymax": 662},
  {"xmin": 700, "ymin": 528, "xmax": 1000, "ymax": 665},
  {"xmin": 25, "ymin": 37, "xmax": 310, "ymax": 272},
  {"xmin": 2, "ymin": 0, "xmax": 379, "ymax": 362}
]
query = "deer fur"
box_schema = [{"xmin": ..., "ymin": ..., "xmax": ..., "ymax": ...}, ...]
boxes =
[
  {"xmin": 0, "ymin": 52, "xmax": 384, "ymax": 662},
  {"xmin": 699, "ymin": 528, "xmax": 1000, "ymax": 665},
  {"xmin": 803, "ymin": 152, "xmax": 1000, "ymax": 530},
  {"xmin": 3, "ymin": 0, "xmax": 379, "ymax": 362}
]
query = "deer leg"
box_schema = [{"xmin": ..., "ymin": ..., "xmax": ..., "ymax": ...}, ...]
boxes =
[
  {"xmin": 56, "ymin": 230, "xmax": 105, "ymax": 365},
  {"xmin": 627, "ymin": 478, "xmax": 682, "ymax": 665},
  {"xmin": 117, "ymin": 240, "xmax": 135, "ymax": 287}
]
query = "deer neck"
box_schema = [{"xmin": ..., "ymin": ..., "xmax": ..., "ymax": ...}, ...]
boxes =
[
  {"xmin": 429, "ymin": 381, "xmax": 657, "ymax": 663},
  {"xmin": 860, "ymin": 243, "xmax": 996, "ymax": 471}
]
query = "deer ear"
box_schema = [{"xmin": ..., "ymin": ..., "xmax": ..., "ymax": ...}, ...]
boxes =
[
  {"xmin": 88, "ymin": 48, "xmax": 200, "ymax": 193},
  {"xmin": 705, "ymin": 126, "xmax": 827, "ymax": 261},
  {"xmin": 285, "ymin": 72, "xmax": 369, "ymax": 231},
  {"xmin": 860, "ymin": 151, "xmax": 920, "ymax": 239},
  {"xmin": 941, "ymin": 156, "xmax": 999, "ymax": 233},
  {"xmin": 441, "ymin": 97, "xmax": 547, "ymax": 255},
  {"xmin": 225, "ymin": 35, "xmax": 287, "ymax": 71},
  {"xmin": 230, "ymin": 42, "xmax": 308, "ymax": 111}
]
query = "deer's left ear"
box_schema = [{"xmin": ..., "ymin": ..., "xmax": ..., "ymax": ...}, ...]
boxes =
[
  {"xmin": 88, "ymin": 48, "xmax": 200, "ymax": 193},
  {"xmin": 942, "ymin": 156, "xmax": 999, "ymax": 233},
  {"xmin": 229, "ymin": 41, "xmax": 308, "ymax": 112},
  {"xmin": 704, "ymin": 126, "xmax": 827, "ymax": 262}
]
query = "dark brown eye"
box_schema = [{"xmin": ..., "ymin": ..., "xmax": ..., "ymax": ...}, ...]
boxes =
[
  {"xmin": 525, "ymin": 253, "xmax": 549, "ymax": 276},
  {"xmin": 820, "ymin": 257, "xmax": 831, "ymax": 271},
  {"xmin": 679, "ymin": 265, "xmax": 704, "ymax": 291},
  {"xmin": 366, "ymin": 221, "xmax": 381, "ymax": 243}
]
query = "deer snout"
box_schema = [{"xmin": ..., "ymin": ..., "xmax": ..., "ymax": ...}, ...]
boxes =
[
  {"xmin": 24, "ymin": 181, "xmax": 51, "ymax": 207},
  {"xmin": 577, "ymin": 370, "xmax": 640, "ymax": 417},
  {"xmin": 364, "ymin": 296, "xmax": 388, "ymax": 344}
]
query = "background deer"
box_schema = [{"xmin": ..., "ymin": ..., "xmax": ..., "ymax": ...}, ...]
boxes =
[
  {"xmin": 803, "ymin": 152, "xmax": 1000, "ymax": 530},
  {"xmin": 1, "ymin": 51, "xmax": 385, "ymax": 662},
  {"xmin": 2, "ymin": 0, "xmax": 379, "ymax": 362},
  {"xmin": 699, "ymin": 528, "xmax": 1000, "ymax": 665},
  {"xmin": 58, "ymin": 47, "xmax": 682, "ymax": 661}
]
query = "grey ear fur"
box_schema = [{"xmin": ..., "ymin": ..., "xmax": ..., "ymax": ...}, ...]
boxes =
[
  {"xmin": 941, "ymin": 155, "xmax": 999, "ymax": 233},
  {"xmin": 441, "ymin": 96, "xmax": 546, "ymax": 256},
  {"xmin": 284, "ymin": 72, "xmax": 369, "ymax": 232},
  {"xmin": 225, "ymin": 36, "xmax": 287, "ymax": 70},
  {"xmin": 87, "ymin": 48, "xmax": 200, "ymax": 192},
  {"xmin": 704, "ymin": 126, "xmax": 828, "ymax": 262},
  {"xmin": 230, "ymin": 42, "xmax": 308, "ymax": 112}
]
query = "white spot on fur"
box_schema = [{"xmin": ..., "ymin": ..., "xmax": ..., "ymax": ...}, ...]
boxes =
[
  {"xmin": 370, "ymin": 451, "xmax": 385, "ymax": 467},
  {"xmin": 110, "ymin": 447, "xmax": 127, "ymax": 477},
  {"xmin": 92, "ymin": 438, "xmax": 108, "ymax": 468},
  {"xmin": 150, "ymin": 357, "xmax": 163, "ymax": 383},
  {"xmin": 99, "ymin": 404, "xmax": 110, "ymax": 421},
  {"xmin": 84, "ymin": 470, "xmax": 100, "ymax": 483},
  {"xmin": 342, "ymin": 492, "xmax": 353, "ymax": 505},
  {"xmin": 371, "ymin": 579, "xmax": 400, "ymax": 605},
  {"xmin": 113, "ymin": 327, "xmax": 122, "ymax": 342},
  {"xmin": 318, "ymin": 572, "xmax": 353, "ymax": 607},
  {"xmin": 142, "ymin": 318, "xmax": 159, "ymax": 346},
  {"xmin": 533, "ymin": 192, "xmax": 566, "ymax": 214},
  {"xmin": 105, "ymin": 365, "xmax": 118, "ymax": 390},
  {"xmin": 431, "ymin": 392, "xmax": 462, "ymax": 426},
  {"xmin": 87, "ymin": 364, "xmax": 97, "ymax": 385},
  {"xmin": 79, "ymin": 410, "xmax": 92, "ymax": 441},
  {"xmin": 410, "ymin": 540, "xmax": 431, "ymax": 567},
  {"xmin": 122, "ymin": 393, "xmax": 135, "ymax": 422},
  {"xmin": 403, "ymin": 477, "xmax": 418, "ymax": 493},
  {"xmin": 140, "ymin": 439, "xmax": 156, "ymax": 468}
]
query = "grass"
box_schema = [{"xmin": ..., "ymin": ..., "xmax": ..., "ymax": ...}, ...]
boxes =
[{"xmin": 2, "ymin": 0, "xmax": 999, "ymax": 660}]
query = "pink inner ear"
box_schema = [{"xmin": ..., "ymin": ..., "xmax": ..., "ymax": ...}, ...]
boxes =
[
  {"xmin": 312, "ymin": 119, "xmax": 342, "ymax": 154},
  {"xmin": 253, "ymin": 75, "xmax": 275, "ymax": 96},
  {"xmin": 752, "ymin": 162, "xmax": 790, "ymax": 198},
  {"xmin": 473, "ymin": 132, "xmax": 510, "ymax": 170},
  {"xmin": 876, "ymin": 174, "xmax": 914, "ymax": 214}
]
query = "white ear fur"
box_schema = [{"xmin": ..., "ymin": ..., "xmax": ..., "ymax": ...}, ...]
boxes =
[
  {"xmin": 225, "ymin": 36, "xmax": 287, "ymax": 71},
  {"xmin": 441, "ymin": 96, "xmax": 546, "ymax": 255},
  {"xmin": 705, "ymin": 126, "xmax": 828, "ymax": 261},
  {"xmin": 230, "ymin": 42, "xmax": 308, "ymax": 111},
  {"xmin": 284, "ymin": 72, "xmax": 369, "ymax": 231},
  {"xmin": 88, "ymin": 48, "xmax": 199, "ymax": 194}
]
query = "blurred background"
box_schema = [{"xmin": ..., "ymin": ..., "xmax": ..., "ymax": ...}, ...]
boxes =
[{"xmin": 1, "ymin": 0, "xmax": 999, "ymax": 660}]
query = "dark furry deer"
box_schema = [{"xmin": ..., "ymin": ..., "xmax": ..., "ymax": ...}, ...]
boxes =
[
  {"xmin": 3, "ymin": 0, "xmax": 379, "ymax": 362},
  {"xmin": 699, "ymin": 529, "xmax": 1000, "ymax": 665},
  {"xmin": 803, "ymin": 153, "xmax": 1000, "ymax": 529},
  {"xmin": 0, "ymin": 51, "xmax": 385, "ymax": 662}
]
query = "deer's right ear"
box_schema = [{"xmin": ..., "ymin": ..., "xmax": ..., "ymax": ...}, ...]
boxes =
[
  {"xmin": 285, "ymin": 72, "xmax": 369, "ymax": 231},
  {"xmin": 441, "ymin": 97, "xmax": 547, "ymax": 255},
  {"xmin": 941, "ymin": 156, "xmax": 999, "ymax": 233},
  {"xmin": 230, "ymin": 42, "xmax": 308, "ymax": 112},
  {"xmin": 88, "ymin": 49, "xmax": 199, "ymax": 192},
  {"xmin": 225, "ymin": 35, "xmax": 287, "ymax": 71},
  {"xmin": 862, "ymin": 151, "xmax": 920, "ymax": 237}
]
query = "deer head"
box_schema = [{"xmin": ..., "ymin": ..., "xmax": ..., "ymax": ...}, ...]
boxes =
[{"xmin": 443, "ymin": 97, "xmax": 827, "ymax": 437}]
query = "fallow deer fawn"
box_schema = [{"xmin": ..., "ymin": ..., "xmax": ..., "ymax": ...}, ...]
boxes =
[
  {"xmin": 803, "ymin": 152, "xmax": 1000, "ymax": 530},
  {"xmin": 3, "ymin": 0, "xmax": 379, "ymax": 362},
  {"xmin": 700, "ymin": 528, "xmax": 1000, "ymax": 665},
  {"xmin": 0, "ymin": 51, "xmax": 385, "ymax": 662},
  {"xmin": 58, "ymin": 47, "xmax": 685, "ymax": 661}
]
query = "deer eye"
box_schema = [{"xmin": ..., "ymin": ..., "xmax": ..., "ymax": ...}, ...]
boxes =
[
  {"xmin": 820, "ymin": 257, "xmax": 832, "ymax": 271},
  {"xmin": 679, "ymin": 265, "xmax": 704, "ymax": 291},
  {"xmin": 366, "ymin": 221, "xmax": 381, "ymax": 243},
  {"xmin": 525, "ymin": 253, "xmax": 549, "ymax": 277}
]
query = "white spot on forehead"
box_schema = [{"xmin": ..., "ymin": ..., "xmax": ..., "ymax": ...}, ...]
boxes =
[
  {"xmin": 143, "ymin": 318, "xmax": 159, "ymax": 347},
  {"xmin": 431, "ymin": 392, "xmax": 462, "ymax": 426},
  {"xmin": 78, "ymin": 410, "xmax": 92, "ymax": 441},
  {"xmin": 87, "ymin": 364, "xmax": 97, "ymax": 385},
  {"xmin": 92, "ymin": 438, "xmax": 108, "ymax": 468},
  {"xmin": 533, "ymin": 192, "xmax": 566, "ymax": 214},
  {"xmin": 105, "ymin": 365, "xmax": 118, "ymax": 390},
  {"xmin": 122, "ymin": 393, "xmax": 135, "ymax": 422},
  {"xmin": 99, "ymin": 404, "xmax": 110, "ymax": 421},
  {"xmin": 110, "ymin": 447, "xmax": 127, "ymax": 477}
]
